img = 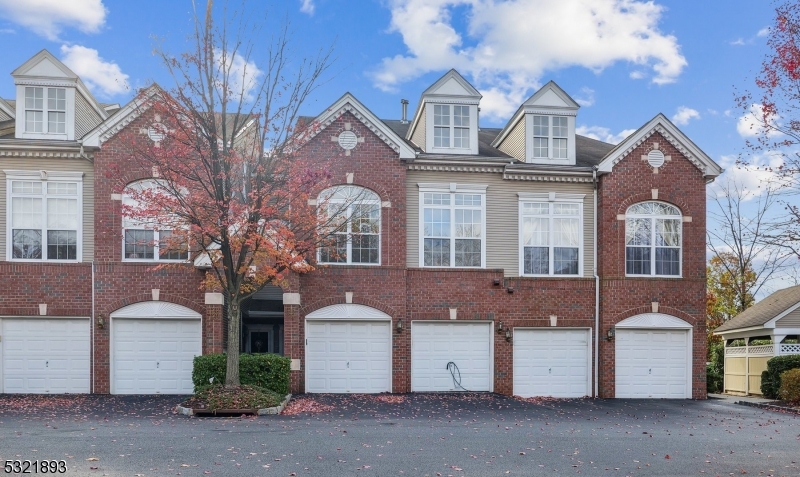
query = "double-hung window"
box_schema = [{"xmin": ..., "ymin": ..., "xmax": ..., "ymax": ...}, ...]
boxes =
[
  {"xmin": 24, "ymin": 87, "xmax": 65, "ymax": 134},
  {"xmin": 532, "ymin": 115, "xmax": 568, "ymax": 159},
  {"xmin": 520, "ymin": 194, "xmax": 582, "ymax": 276},
  {"xmin": 433, "ymin": 104, "xmax": 470, "ymax": 149},
  {"xmin": 420, "ymin": 184, "xmax": 486, "ymax": 268},
  {"xmin": 625, "ymin": 202, "xmax": 682, "ymax": 276},
  {"xmin": 122, "ymin": 180, "xmax": 188, "ymax": 261},
  {"xmin": 7, "ymin": 171, "xmax": 82, "ymax": 261},
  {"xmin": 318, "ymin": 186, "xmax": 380, "ymax": 265}
]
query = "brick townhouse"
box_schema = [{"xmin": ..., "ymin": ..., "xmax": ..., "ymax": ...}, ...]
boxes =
[{"xmin": 0, "ymin": 51, "xmax": 721, "ymax": 398}]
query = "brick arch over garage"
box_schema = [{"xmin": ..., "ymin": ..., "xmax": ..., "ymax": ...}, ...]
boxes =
[
  {"xmin": 100, "ymin": 293, "xmax": 204, "ymax": 319},
  {"xmin": 300, "ymin": 296, "xmax": 398, "ymax": 319},
  {"xmin": 609, "ymin": 305, "xmax": 700, "ymax": 327}
]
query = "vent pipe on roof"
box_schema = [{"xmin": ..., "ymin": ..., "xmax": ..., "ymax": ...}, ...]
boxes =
[{"xmin": 400, "ymin": 99, "xmax": 409, "ymax": 124}]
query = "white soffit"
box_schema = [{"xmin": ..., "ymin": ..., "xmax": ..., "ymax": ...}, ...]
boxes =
[
  {"xmin": 111, "ymin": 301, "xmax": 201, "ymax": 320},
  {"xmin": 305, "ymin": 303, "xmax": 391, "ymax": 321},
  {"xmin": 82, "ymin": 84, "xmax": 160, "ymax": 147},
  {"xmin": 615, "ymin": 313, "xmax": 692, "ymax": 329}
]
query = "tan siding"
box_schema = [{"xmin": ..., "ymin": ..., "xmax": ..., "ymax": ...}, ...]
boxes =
[
  {"xmin": 74, "ymin": 93, "xmax": 102, "ymax": 139},
  {"xmin": 410, "ymin": 105, "xmax": 426, "ymax": 150},
  {"xmin": 407, "ymin": 170, "xmax": 594, "ymax": 277},
  {"xmin": 0, "ymin": 158, "xmax": 94, "ymax": 261},
  {"xmin": 497, "ymin": 118, "xmax": 525, "ymax": 161},
  {"xmin": 776, "ymin": 306, "xmax": 800, "ymax": 327}
]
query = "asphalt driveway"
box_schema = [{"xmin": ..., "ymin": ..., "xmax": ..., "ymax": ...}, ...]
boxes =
[{"xmin": 0, "ymin": 393, "xmax": 798, "ymax": 476}]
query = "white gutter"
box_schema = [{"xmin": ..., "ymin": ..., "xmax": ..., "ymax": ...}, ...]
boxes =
[
  {"xmin": 91, "ymin": 260, "xmax": 95, "ymax": 394},
  {"xmin": 592, "ymin": 166, "xmax": 599, "ymax": 398}
]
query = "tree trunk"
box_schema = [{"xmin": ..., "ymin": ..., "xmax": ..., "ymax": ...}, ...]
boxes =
[{"xmin": 225, "ymin": 299, "xmax": 241, "ymax": 388}]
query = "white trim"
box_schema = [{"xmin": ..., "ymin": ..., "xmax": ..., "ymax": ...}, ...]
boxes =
[
  {"xmin": 0, "ymin": 97, "xmax": 15, "ymax": 119},
  {"xmin": 512, "ymin": 327, "xmax": 592, "ymax": 398},
  {"xmin": 110, "ymin": 301, "xmax": 202, "ymax": 320},
  {"xmin": 5, "ymin": 171, "xmax": 84, "ymax": 262},
  {"xmin": 418, "ymin": 184, "xmax": 487, "ymax": 268},
  {"xmin": 424, "ymin": 103, "xmax": 479, "ymax": 155},
  {"xmin": 597, "ymin": 113, "xmax": 723, "ymax": 178},
  {"xmin": 410, "ymin": 320, "xmax": 494, "ymax": 393},
  {"xmin": 518, "ymin": 195, "xmax": 584, "ymax": 277},
  {"xmin": 763, "ymin": 301, "xmax": 800, "ymax": 328},
  {"xmin": 82, "ymin": 85, "xmax": 159, "ymax": 147},
  {"xmin": 525, "ymin": 113, "xmax": 576, "ymax": 164},
  {"xmin": 316, "ymin": 185, "xmax": 382, "ymax": 266},
  {"xmin": 615, "ymin": 313, "xmax": 692, "ymax": 329},
  {"xmin": 305, "ymin": 303, "xmax": 391, "ymax": 320}
]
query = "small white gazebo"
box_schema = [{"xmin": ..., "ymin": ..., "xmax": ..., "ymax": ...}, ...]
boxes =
[{"xmin": 714, "ymin": 285, "xmax": 800, "ymax": 395}]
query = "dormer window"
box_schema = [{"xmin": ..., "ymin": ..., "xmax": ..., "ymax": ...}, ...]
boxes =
[
  {"xmin": 532, "ymin": 115, "xmax": 568, "ymax": 159},
  {"xmin": 433, "ymin": 105, "xmax": 470, "ymax": 149},
  {"xmin": 24, "ymin": 87, "xmax": 65, "ymax": 134}
]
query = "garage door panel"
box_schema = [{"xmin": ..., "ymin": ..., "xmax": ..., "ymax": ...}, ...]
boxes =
[
  {"xmin": 513, "ymin": 329, "xmax": 589, "ymax": 398},
  {"xmin": 411, "ymin": 322, "xmax": 492, "ymax": 392},
  {"xmin": 615, "ymin": 329, "xmax": 689, "ymax": 398}
]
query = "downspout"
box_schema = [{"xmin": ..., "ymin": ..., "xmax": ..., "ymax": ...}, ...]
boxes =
[
  {"xmin": 91, "ymin": 260, "xmax": 95, "ymax": 394},
  {"xmin": 592, "ymin": 166, "xmax": 599, "ymax": 398}
]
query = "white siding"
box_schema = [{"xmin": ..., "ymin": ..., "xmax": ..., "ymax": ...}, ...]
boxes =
[
  {"xmin": 74, "ymin": 93, "xmax": 102, "ymax": 139},
  {"xmin": 777, "ymin": 306, "xmax": 800, "ymax": 328}
]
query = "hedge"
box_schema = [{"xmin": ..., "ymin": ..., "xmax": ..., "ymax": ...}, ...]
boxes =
[
  {"xmin": 192, "ymin": 353, "xmax": 290, "ymax": 395},
  {"xmin": 779, "ymin": 368, "xmax": 800, "ymax": 404},
  {"xmin": 760, "ymin": 354, "xmax": 800, "ymax": 399},
  {"xmin": 706, "ymin": 342, "xmax": 724, "ymax": 394}
]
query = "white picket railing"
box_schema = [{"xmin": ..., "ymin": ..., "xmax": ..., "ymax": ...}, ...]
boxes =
[
  {"xmin": 748, "ymin": 345, "xmax": 774, "ymax": 356},
  {"xmin": 780, "ymin": 343, "xmax": 800, "ymax": 355},
  {"xmin": 725, "ymin": 347, "xmax": 747, "ymax": 356}
]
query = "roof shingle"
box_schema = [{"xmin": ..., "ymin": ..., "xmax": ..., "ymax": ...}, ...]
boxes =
[{"xmin": 714, "ymin": 285, "xmax": 800, "ymax": 333}]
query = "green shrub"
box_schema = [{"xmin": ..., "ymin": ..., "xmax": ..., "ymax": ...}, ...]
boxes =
[
  {"xmin": 760, "ymin": 355, "xmax": 800, "ymax": 398},
  {"xmin": 192, "ymin": 353, "xmax": 291, "ymax": 395},
  {"xmin": 749, "ymin": 339, "xmax": 773, "ymax": 346},
  {"xmin": 779, "ymin": 369, "xmax": 800, "ymax": 404},
  {"xmin": 707, "ymin": 342, "xmax": 724, "ymax": 393},
  {"xmin": 187, "ymin": 384, "xmax": 283, "ymax": 411}
]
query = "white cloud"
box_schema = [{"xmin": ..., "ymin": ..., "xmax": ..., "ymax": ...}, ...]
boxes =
[
  {"xmin": 629, "ymin": 71, "xmax": 646, "ymax": 80},
  {"xmin": 671, "ymin": 106, "xmax": 699, "ymax": 126},
  {"xmin": 299, "ymin": 0, "xmax": 314, "ymax": 15},
  {"xmin": 576, "ymin": 125, "xmax": 637, "ymax": 145},
  {"xmin": 736, "ymin": 103, "xmax": 780, "ymax": 138},
  {"xmin": 757, "ymin": 27, "xmax": 770, "ymax": 37},
  {"xmin": 214, "ymin": 48, "xmax": 263, "ymax": 103},
  {"xmin": 573, "ymin": 87, "xmax": 595, "ymax": 107},
  {"xmin": 371, "ymin": 0, "xmax": 687, "ymax": 120},
  {"xmin": 730, "ymin": 38, "xmax": 746, "ymax": 46},
  {"xmin": 60, "ymin": 45, "xmax": 129, "ymax": 97},
  {"xmin": 0, "ymin": 0, "xmax": 106, "ymax": 40},
  {"xmin": 709, "ymin": 153, "xmax": 786, "ymax": 201}
]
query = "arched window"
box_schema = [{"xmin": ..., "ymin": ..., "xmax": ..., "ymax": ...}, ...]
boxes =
[
  {"xmin": 625, "ymin": 201, "xmax": 681, "ymax": 276},
  {"xmin": 318, "ymin": 186, "xmax": 380, "ymax": 265},
  {"xmin": 122, "ymin": 180, "xmax": 188, "ymax": 261}
]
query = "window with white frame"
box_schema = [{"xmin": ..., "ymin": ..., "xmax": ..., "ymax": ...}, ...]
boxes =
[
  {"xmin": 532, "ymin": 115, "xmax": 568, "ymax": 159},
  {"xmin": 318, "ymin": 186, "xmax": 380, "ymax": 265},
  {"xmin": 24, "ymin": 87, "xmax": 65, "ymax": 134},
  {"xmin": 433, "ymin": 104, "xmax": 470, "ymax": 149},
  {"xmin": 420, "ymin": 184, "xmax": 486, "ymax": 268},
  {"xmin": 520, "ymin": 197, "xmax": 582, "ymax": 276},
  {"xmin": 122, "ymin": 180, "xmax": 188, "ymax": 261},
  {"xmin": 6, "ymin": 171, "xmax": 82, "ymax": 261},
  {"xmin": 625, "ymin": 201, "xmax": 682, "ymax": 276}
]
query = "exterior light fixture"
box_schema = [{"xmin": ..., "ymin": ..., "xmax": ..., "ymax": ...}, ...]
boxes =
[
  {"xmin": 607, "ymin": 327, "xmax": 615, "ymax": 341},
  {"xmin": 496, "ymin": 321, "xmax": 504, "ymax": 333},
  {"xmin": 97, "ymin": 315, "xmax": 105, "ymax": 329},
  {"xmin": 396, "ymin": 319, "xmax": 403, "ymax": 332},
  {"xmin": 493, "ymin": 278, "xmax": 501, "ymax": 286},
  {"xmin": 506, "ymin": 286, "xmax": 514, "ymax": 294},
  {"xmin": 505, "ymin": 329, "xmax": 513, "ymax": 343}
]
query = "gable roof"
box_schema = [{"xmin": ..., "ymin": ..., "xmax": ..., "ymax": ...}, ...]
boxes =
[
  {"xmin": 12, "ymin": 49, "xmax": 108, "ymax": 121},
  {"xmin": 302, "ymin": 92, "xmax": 416, "ymax": 159},
  {"xmin": 0, "ymin": 98, "xmax": 15, "ymax": 119},
  {"xmin": 406, "ymin": 69, "xmax": 481, "ymax": 141},
  {"xmin": 715, "ymin": 285, "xmax": 800, "ymax": 333},
  {"xmin": 492, "ymin": 80, "xmax": 579, "ymax": 149},
  {"xmin": 597, "ymin": 113, "xmax": 723, "ymax": 178},
  {"xmin": 82, "ymin": 84, "xmax": 161, "ymax": 147}
]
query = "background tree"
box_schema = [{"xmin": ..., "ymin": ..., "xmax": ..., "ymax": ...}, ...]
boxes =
[
  {"xmin": 116, "ymin": 0, "xmax": 337, "ymax": 388},
  {"xmin": 737, "ymin": 0, "xmax": 800, "ymax": 257}
]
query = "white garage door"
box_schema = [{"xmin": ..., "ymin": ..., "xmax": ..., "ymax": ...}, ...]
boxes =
[
  {"xmin": 616, "ymin": 329, "xmax": 689, "ymax": 398},
  {"xmin": 112, "ymin": 319, "xmax": 201, "ymax": 394},
  {"xmin": 412, "ymin": 322, "xmax": 492, "ymax": 392},
  {"xmin": 305, "ymin": 320, "xmax": 391, "ymax": 393},
  {"xmin": 513, "ymin": 328, "xmax": 590, "ymax": 398},
  {"xmin": 1, "ymin": 318, "xmax": 90, "ymax": 394}
]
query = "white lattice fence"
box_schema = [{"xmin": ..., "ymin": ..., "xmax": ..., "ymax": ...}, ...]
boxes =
[
  {"xmin": 725, "ymin": 347, "xmax": 747, "ymax": 356},
  {"xmin": 780, "ymin": 343, "xmax": 800, "ymax": 355},
  {"xmin": 748, "ymin": 345, "xmax": 774, "ymax": 356}
]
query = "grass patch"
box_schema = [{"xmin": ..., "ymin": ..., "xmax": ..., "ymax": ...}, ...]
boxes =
[{"xmin": 182, "ymin": 384, "xmax": 283, "ymax": 411}]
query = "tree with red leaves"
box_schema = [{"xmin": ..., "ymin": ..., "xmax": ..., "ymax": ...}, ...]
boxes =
[
  {"xmin": 738, "ymin": 0, "xmax": 800, "ymax": 258},
  {"xmin": 114, "ymin": 1, "xmax": 338, "ymax": 388}
]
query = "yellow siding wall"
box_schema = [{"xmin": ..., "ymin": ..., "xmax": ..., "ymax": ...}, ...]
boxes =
[
  {"xmin": 0, "ymin": 158, "xmax": 94, "ymax": 260},
  {"xmin": 410, "ymin": 105, "xmax": 426, "ymax": 150},
  {"xmin": 496, "ymin": 119, "xmax": 525, "ymax": 161},
  {"xmin": 406, "ymin": 170, "xmax": 594, "ymax": 277}
]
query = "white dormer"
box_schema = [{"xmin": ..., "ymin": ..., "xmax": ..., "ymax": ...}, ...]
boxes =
[
  {"xmin": 11, "ymin": 50, "xmax": 107, "ymax": 141},
  {"xmin": 492, "ymin": 81, "xmax": 580, "ymax": 165},
  {"xmin": 406, "ymin": 69, "xmax": 481, "ymax": 156}
]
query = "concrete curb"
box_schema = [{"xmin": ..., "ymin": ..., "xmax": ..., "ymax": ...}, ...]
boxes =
[
  {"xmin": 735, "ymin": 400, "xmax": 800, "ymax": 415},
  {"xmin": 176, "ymin": 393, "xmax": 292, "ymax": 417}
]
